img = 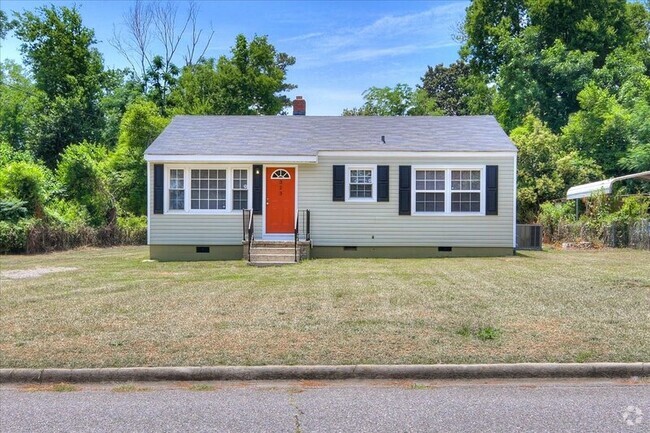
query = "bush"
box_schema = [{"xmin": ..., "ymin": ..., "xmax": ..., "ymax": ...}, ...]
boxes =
[
  {"xmin": 610, "ymin": 195, "xmax": 650, "ymax": 223},
  {"xmin": 0, "ymin": 161, "xmax": 49, "ymax": 216},
  {"xmin": 0, "ymin": 198, "xmax": 28, "ymax": 223},
  {"xmin": 0, "ymin": 141, "xmax": 34, "ymax": 167},
  {"xmin": 44, "ymin": 198, "xmax": 90, "ymax": 228},
  {"xmin": 0, "ymin": 219, "xmax": 35, "ymax": 253},
  {"xmin": 537, "ymin": 201, "xmax": 575, "ymax": 240},
  {"xmin": 117, "ymin": 214, "xmax": 147, "ymax": 244},
  {"xmin": 57, "ymin": 142, "xmax": 113, "ymax": 226}
]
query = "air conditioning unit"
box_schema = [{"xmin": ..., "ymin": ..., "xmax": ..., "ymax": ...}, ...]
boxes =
[{"xmin": 516, "ymin": 224, "xmax": 542, "ymax": 250}]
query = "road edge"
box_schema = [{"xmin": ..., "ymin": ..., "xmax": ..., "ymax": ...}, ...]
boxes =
[{"xmin": 1, "ymin": 363, "xmax": 647, "ymax": 383}]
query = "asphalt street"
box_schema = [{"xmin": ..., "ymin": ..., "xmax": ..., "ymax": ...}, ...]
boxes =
[{"xmin": 1, "ymin": 378, "xmax": 648, "ymax": 432}]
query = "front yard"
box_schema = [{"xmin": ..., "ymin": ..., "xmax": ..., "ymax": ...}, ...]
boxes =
[{"xmin": 0, "ymin": 247, "xmax": 648, "ymax": 368}]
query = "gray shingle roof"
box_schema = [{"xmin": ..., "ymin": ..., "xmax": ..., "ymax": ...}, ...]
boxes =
[{"xmin": 144, "ymin": 115, "xmax": 517, "ymax": 155}]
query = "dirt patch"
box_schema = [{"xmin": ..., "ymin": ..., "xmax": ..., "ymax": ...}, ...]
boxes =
[{"xmin": 1, "ymin": 267, "xmax": 78, "ymax": 280}]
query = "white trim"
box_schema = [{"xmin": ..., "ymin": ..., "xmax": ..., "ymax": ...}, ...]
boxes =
[
  {"xmin": 146, "ymin": 161, "xmax": 151, "ymax": 245},
  {"xmin": 270, "ymin": 168, "xmax": 292, "ymax": 179},
  {"xmin": 162, "ymin": 164, "xmax": 252, "ymax": 215},
  {"xmin": 513, "ymin": 153, "xmax": 518, "ymax": 249},
  {"xmin": 144, "ymin": 151, "xmax": 517, "ymax": 163},
  {"xmin": 345, "ymin": 164, "xmax": 377, "ymax": 202},
  {"xmin": 319, "ymin": 151, "xmax": 517, "ymax": 158},
  {"xmin": 145, "ymin": 154, "xmax": 317, "ymax": 163},
  {"xmin": 410, "ymin": 165, "xmax": 486, "ymax": 216},
  {"xmin": 263, "ymin": 165, "xmax": 299, "ymax": 236}
]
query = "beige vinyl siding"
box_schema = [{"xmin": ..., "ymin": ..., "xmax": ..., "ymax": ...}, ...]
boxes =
[{"xmin": 298, "ymin": 154, "xmax": 514, "ymax": 248}]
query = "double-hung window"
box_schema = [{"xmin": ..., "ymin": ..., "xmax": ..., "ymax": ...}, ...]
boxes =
[
  {"xmin": 451, "ymin": 170, "xmax": 481, "ymax": 212},
  {"xmin": 346, "ymin": 166, "xmax": 376, "ymax": 201},
  {"xmin": 232, "ymin": 169, "xmax": 248, "ymax": 210},
  {"xmin": 169, "ymin": 169, "xmax": 185, "ymax": 210},
  {"xmin": 415, "ymin": 170, "xmax": 445, "ymax": 212},
  {"xmin": 412, "ymin": 167, "xmax": 483, "ymax": 214}
]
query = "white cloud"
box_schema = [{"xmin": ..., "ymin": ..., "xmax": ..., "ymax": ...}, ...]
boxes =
[{"xmin": 286, "ymin": 2, "xmax": 465, "ymax": 68}]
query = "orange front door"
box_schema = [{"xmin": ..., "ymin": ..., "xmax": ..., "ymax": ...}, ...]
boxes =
[{"xmin": 266, "ymin": 167, "xmax": 295, "ymax": 233}]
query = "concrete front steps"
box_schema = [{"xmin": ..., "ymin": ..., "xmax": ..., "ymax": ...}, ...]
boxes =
[{"xmin": 248, "ymin": 241, "xmax": 299, "ymax": 266}]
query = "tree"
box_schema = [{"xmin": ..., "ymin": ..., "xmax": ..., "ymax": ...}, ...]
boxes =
[
  {"xmin": 99, "ymin": 69, "xmax": 143, "ymax": 148},
  {"xmin": 510, "ymin": 115, "xmax": 603, "ymax": 222},
  {"xmin": 145, "ymin": 55, "xmax": 179, "ymax": 114},
  {"xmin": 110, "ymin": 99, "xmax": 169, "ymax": 215},
  {"xmin": 171, "ymin": 34, "xmax": 297, "ymax": 115},
  {"xmin": 461, "ymin": 0, "xmax": 650, "ymax": 132},
  {"xmin": 13, "ymin": 5, "xmax": 106, "ymax": 166},
  {"xmin": 343, "ymin": 84, "xmax": 415, "ymax": 116},
  {"xmin": 57, "ymin": 142, "xmax": 113, "ymax": 226},
  {"xmin": 111, "ymin": 0, "xmax": 214, "ymax": 80},
  {"xmin": 0, "ymin": 10, "xmax": 16, "ymax": 40},
  {"xmin": 0, "ymin": 161, "xmax": 50, "ymax": 217},
  {"xmin": 0, "ymin": 60, "xmax": 42, "ymax": 151},
  {"xmin": 561, "ymin": 83, "xmax": 632, "ymax": 176},
  {"xmin": 169, "ymin": 58, "xmax": 220, "ymax": 114},
  {"xmin": 215, "ymin": 34, "xmax": 296, "ymax": 115},
  {"xmin": 420, "ymin": 61, "xmax": 493, "ymax": 116}
]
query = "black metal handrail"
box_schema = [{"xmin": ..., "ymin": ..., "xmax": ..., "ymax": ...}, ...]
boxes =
[
  {"xmin": 294, "ymin": 209, "xmax": 311, "ymax": 262},
  {"xmin": 242, "ymin": 209, "xmax": 254, "ymax": 262}
]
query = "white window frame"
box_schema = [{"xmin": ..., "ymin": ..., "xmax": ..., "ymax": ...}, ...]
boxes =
[
  {"xmin": 345, "ymin": 164, "xmax": 377, "ymax": 202},
  {"xmin": 413, "ymin": 168, "xmax": 446, "ymax": 213},
  {"xmin": 163, "ymin": 164, "xmax": 252, "ymax": 214},
  {"xmin": 168, "ymin": 168, "xmax": 186, "ymax": 211},
  {"xmin": 411, "ymin": 165, "xmax": 485, "ymax": 216}
]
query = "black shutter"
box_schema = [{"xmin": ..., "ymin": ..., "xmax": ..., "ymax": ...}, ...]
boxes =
[
  {"xmin": 333, "ymin": 165, "xmax": 345, "ymax": 201},
  {"xmin": 486, "ymin": 165, "xmax": 498, "ymax": 215},
  {"xmin": 153, "ymin": 164, "xmax": 164, "ymax": 214},
  {"xmin": 252, "ymin": 165, "xmax": 263, "ymax": 215},
  {"xmin": 398, "ymin": 165, "xmax": 411, "ymax": 215},
  {"xmin": 377, "ymin": 165, "xmax": 389, "ymax": 202}
]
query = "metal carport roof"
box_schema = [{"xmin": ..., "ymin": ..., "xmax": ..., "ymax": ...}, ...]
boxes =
[{"xmin": 566, "ymin": 171, "xmax": 650, "ymax": 200}]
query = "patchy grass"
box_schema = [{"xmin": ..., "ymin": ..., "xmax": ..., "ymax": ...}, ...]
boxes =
[
  {"xmin": 186, "ymin": 383, "xmax": 216, "ymax": 392},
  {"xmin": 22, "ymin": 383, "xmax": 79, "ymax": 392},
  {"xmin": 1, "ymin": 246, "xmax": 648, "ymax": 368},
  {"xmin": 112, "ymin": 383, "xmax": 151, "ymax": 393}
]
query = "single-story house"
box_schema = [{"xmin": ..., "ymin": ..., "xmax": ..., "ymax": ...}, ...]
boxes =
[{"xmin": 144, "ymin": 98, "xmax": 518, "ymax": 262}]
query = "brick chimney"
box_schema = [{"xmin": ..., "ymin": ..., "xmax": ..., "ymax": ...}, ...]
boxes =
[{"xmin": 292, "ymin": 96, "xmax": 306, "ymax": 115}]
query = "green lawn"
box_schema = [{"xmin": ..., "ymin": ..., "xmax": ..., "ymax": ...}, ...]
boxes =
[{"xmin": 1, "ymin": 246, "xmax": 648, "ymax": 368}]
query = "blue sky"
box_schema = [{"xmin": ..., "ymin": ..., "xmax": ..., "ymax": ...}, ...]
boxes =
[{"xmin": 1, "ymin": 0, "xmax": 469, "ymax": 115}]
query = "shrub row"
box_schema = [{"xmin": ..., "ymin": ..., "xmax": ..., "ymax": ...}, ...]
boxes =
[{"xmin": 0, "ymin": 217, "xmax": 146, "ymax": 254}]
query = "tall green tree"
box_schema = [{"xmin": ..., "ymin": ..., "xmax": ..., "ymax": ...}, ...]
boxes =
[
  {"xmin": 110, "ymin": 99, "xmax": 169, "ymax": 215},
  {"xmin": 342, "ymin": 84, "xmax": 441, "ymax": 116},
  {"xmin": 218, "ymin": 34, "xmax": 296, "ymax": 114},
  {"xmin": 145, "ymin": 55, "xmax": 179, "ymax": 115},
  {"xmin": 0, "ymin": 61, "xmax": 42, "ymax": 151},
  {"xmin": 170, "ymin": 58, "xmax": 220, "ymax": 114},
  {"xmin": 419, "ymin": 61, "xmax": 493, "ymax": 115},
  {"xmin": 170, "ymin": 34, "xmax": 296, "ymax": 115},
  {"xmin": 461, "ymin": 0, "xmax": 650, "ymax": 132},
  {"xmin": 511, "ymin": 114, "xmax": 603, "ymax": 221},
  {"xmin": 343, "ymin": 84, "xmax": 415, "ymax": 116},
  {"xmin": 561, "ymin": 82, "xmax": 632, "ymax": 176},
  {"xmin": 57, "ymin": 142, "xmax": 113, "ymax": 226},
  {"xmin": 13, "ymin": 5, "xmax": 106, "ymax": 166}
]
